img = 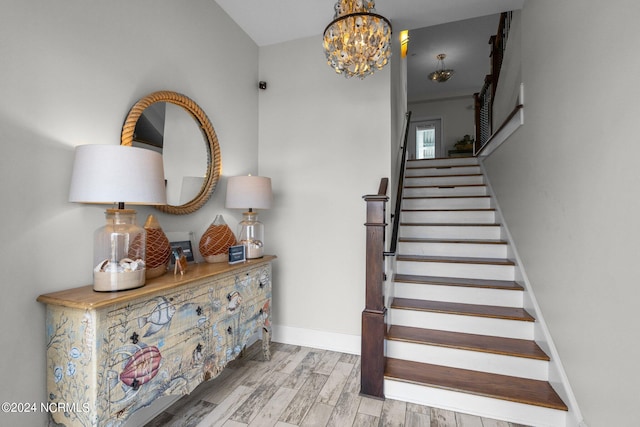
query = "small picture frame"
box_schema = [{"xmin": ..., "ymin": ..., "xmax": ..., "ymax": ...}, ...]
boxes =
[
  {"xmin": 170, "ymin": 240, "xmax": 195, "ymax": 262},
  {"xmin": 228, "ymin": 245, "xmax": 246, "ymax": 265}
]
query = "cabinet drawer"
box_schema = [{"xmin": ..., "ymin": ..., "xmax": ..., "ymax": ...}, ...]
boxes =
[{"xmin": 210, "ymin": 264, "xmax": 271, "ymax": 313}]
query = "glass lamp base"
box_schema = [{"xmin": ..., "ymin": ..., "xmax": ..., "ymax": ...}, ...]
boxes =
[{"xmin": 238, "ymin": 211, "xmax": 265, "ymax": 259}]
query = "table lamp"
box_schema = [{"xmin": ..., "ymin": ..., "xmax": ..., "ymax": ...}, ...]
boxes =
[
  {"xmin": 225, "ymin": 175, "xmax": 272, "ymax": 259},
  {"xmin": 69, "ymin": 144, "xmax": 167, "ymax": 291}
]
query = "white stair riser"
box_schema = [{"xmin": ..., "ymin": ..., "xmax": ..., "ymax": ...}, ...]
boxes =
[
  {"xmin": 408, "ymin": 158, "xmax": 478, "ymax": 168},
  {"xmin": 386, "ymin": 340, "xmax": 548, "ymax": 381},
  {"xmin": 403, "ymin": 186, "xmax": 488, "ymax": 198},
  {"xmin": 399, "ymin": 225, "xmax": 502, "ymax": 240},
  {"xmin": 398, "ymin": 241, "xmax": 507, "ymax": 259},
  {"xmin": 401, "ymin": 210, "xmax": 495, "ymax": 224},
  {"xmin": 393, "ymin": 282, "xmax": 522, "ymax": 307},
  {"xmin": 406, "ymin": 166, "xmax": 481, "ymax": 177},
  {"xmin": 405, "ymin": 175, "xmax": 484, "ymax": 186},
  {"xmin": 403, "ymin": 197, "xmax": 491, "ymax": 210},
  {"xmin": 384, "ymin": 380, "xmax": 567, "ymax": 427},
  {"xmin": 397, "ymin": 260, "xmax": 515, "ymax": 281},
  {"xmin": 388, "ymin": 308, "xmax": 534, "ymax": 340}
]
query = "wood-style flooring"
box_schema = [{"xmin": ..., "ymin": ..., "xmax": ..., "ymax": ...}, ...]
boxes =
[{"xmin": 144, "ymin": 342, "xmax": 530, "ymax": 427}]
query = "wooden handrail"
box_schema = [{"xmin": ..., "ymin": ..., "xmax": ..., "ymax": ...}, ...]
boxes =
[
  {"xmin": 385, "ymin": 111, "xmax": 411, "ymax": 257},
  {"xmin": 377, "ymin": 177, "xmax": 389, "ymax": 197}
]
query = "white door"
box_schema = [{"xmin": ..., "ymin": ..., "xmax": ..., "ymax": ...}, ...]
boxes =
[{"xmin": 408, "ymin": 119, "xmax": 442, "ymax": 159}]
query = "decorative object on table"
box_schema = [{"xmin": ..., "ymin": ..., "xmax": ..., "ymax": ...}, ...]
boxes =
[
  {"xmin": 199, "ymin": 214, "xmax": 237, "ymax": 263},
  {"xmin": 228, "ymin": 245, "xmax": 246, "ymax": 265},
  {"xmin": 455, "ymin": 134, "xmax": 475, "ymax": 151},
  {"xmin": 428, "ymin": 53, "xmax": 455, "ymax": 82},
  {"xmin": 225, "ymin": 175, "xmax": 273, "ymax": 259},
  {"xmin": 322, "ymin": 0, "xmax": 392, "ymax": 79},
  {"xmin": 143, "ymin": 214, "xmax": 172, "ymax": 279},
  {"xmin": 169, "ymin": 239, "xmax": 195, "ymax": 263},
  {"xmin": 68, "ymin": 144, "xmax": 166, "ymax": 292},
  {"xmin": 172, "ymin": 246, "xmax": 188, "ymax": 275}
]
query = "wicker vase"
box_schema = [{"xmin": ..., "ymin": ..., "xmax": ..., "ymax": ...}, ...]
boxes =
[
  {"xmin": 199, "ymin": 214, "xmax": 237, "ymax": 263},
  {"xmin": 144, "ymin": 214, "xmax": 172, "ymax": 279}
]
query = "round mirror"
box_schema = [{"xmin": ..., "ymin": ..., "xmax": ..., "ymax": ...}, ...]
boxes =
[{"xmin": 121, "ymin": 91, "xmax": 221, "ymax": 215}]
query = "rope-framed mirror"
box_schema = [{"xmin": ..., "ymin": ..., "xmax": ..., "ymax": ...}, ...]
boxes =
[{"xmin": 121, "ymin": 91, "xmax": 221, "ymax": 215}]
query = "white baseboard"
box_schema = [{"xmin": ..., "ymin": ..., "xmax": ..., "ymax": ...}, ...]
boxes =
[{"xmin": 271, "ymin": 324, "xmax": 361, "ymax": 355}]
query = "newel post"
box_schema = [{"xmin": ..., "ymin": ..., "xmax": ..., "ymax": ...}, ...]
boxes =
[{"xmin": 361, "ymin": 178, "xmax": 388, "ymax": 398}]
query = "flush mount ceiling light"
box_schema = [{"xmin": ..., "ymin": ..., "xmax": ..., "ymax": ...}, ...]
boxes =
[
  {"xmin": 428, "ymin": 53, "xmax": 455, "ymax": 83},
  {"xmin": 323, "ymin": 0, "xmax": 392, "ymax": 79}
]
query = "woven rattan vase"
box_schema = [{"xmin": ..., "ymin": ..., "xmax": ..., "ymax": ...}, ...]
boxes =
[{"xmin": 199, "ymin": 214, "xmax": 237, "ymax": 263}]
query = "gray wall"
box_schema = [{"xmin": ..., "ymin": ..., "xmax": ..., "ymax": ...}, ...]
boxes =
[
  {"xmin": 258, "ymin": 36, "xmax": 391, "ymax": 345},
  {"xmin": 484, "ymin": 1, "xmax": 640, "ymax": 425},
  {"xmin": 0, "ymin": 1, "xmax": 259, "ymax": 425}
]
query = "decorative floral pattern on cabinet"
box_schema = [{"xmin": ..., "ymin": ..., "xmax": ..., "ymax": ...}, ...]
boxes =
[{"xmin": 39, "ymin": 258, "xmax": 274, "ymax": 427}]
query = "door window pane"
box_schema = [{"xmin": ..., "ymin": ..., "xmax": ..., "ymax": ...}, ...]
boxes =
[{"xmin": 416, "ymin": 126, "xmax": 435, "ymax": 159}]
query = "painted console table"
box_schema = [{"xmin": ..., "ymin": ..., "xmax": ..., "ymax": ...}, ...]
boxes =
[{"xmin": 37, "ymin": 256, "xmax": 275, "ymax": 427}]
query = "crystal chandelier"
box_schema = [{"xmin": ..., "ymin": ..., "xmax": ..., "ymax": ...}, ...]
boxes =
[
  {"xmin": 323, "ymin": 0, "xmax": 392, "ymax": 79},
  {"xmin": 428, "ymin": 53, "xmax": 455, "ymax": 82}
]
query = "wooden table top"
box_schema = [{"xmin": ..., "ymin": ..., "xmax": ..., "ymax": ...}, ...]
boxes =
[{"xmin": 37, "ymin": 255, "xmax": 276, "ymax": 310}]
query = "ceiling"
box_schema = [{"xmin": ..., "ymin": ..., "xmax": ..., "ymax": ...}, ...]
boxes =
[{"xmin": 214, "ymin": 0, "xmax": 524, "ymax": 102}]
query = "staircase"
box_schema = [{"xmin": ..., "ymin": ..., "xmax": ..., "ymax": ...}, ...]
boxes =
[{"xmin": 383, "ymin": 157, "xmax": 568, "ymax": 427}]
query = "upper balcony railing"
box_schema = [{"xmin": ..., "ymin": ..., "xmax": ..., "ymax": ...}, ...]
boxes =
[{"xmin": 474, "ymin": 11, "xmax": 513, "ymax": 153}]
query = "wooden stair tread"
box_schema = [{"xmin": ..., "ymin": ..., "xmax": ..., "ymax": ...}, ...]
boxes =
[
  {"xmin": 399, "ymin": 238, "xmax": 506, "ymax": 245},
  {"xmin": 387, "ymin": 325, "xmax": 549, "ymax": 360},
  {"xmin": 406, "ymin": 164, "xmax": 478, "ymax": 170},
  {"xmin": 404, "ymin": 184, "xmax": 486, "ymax": 189},
  {"xmin": 401, "ymin": 222, "xmax": 500, "ymax": 227},
  {"xmin": 407, "ymin": 173, "xmax": 483, "ymax": 179},
  {"xmin": 397, "ymin": 254, "xmax": 515, "ymax": 266},
  {"xmin": 403, "ymin": 195, "xmax": 490, "ymax": 200},
  {"xmin": 401, "ymin": 208, "xmax": 496, "ymax": 213},
  {"xmin": 393, "ymin": 274, "xmax": 522, "ymax": 291},
  {"xmin": 385, "ymin": 358, "xmax": 567, "ymax": 411},
  {"xmin": 407, "ymin": 159, "xmax": 477, "ymax": 163},
  {"xmin": 390, "ymin": 297, "xmax": 535, "ymax": 322}
]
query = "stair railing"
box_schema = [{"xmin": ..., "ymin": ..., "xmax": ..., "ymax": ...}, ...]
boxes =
[
  {"xmin": 474, "ymin": 11, "xmax": 512, "ymax": 153},
  {"xmin": 474, "ymin": 75, "xmax": 493, "ymax": 150},
  {"xmin": 385, "ymin": 111, "xmax": 411, "ymax": 257},
  {"xmin": 360, "ymin": 111, "xmax": 411, "ymax": 398}
]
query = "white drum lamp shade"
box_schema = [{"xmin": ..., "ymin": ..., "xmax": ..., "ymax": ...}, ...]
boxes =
[
  {"xmin": 69, "ymin": 144, "xmax": 167, "ymax": 205},
  {"xmin": 225, "ymin": 175, "xmax": 272, "ymax": 211}
]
